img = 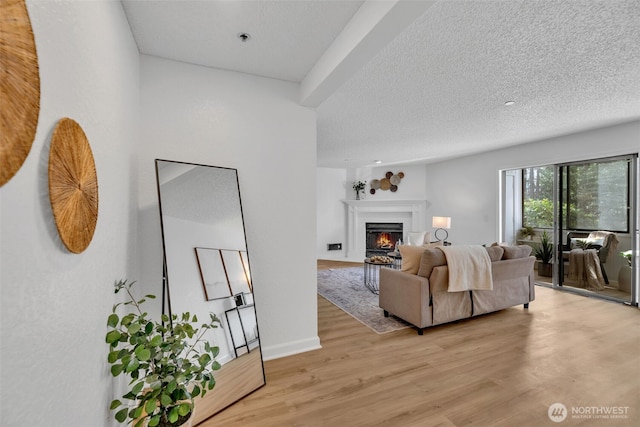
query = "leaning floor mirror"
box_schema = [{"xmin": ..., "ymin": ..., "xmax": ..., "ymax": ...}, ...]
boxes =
[{"xmin": 155, "ymin": 159, "xmax": 266, "ymax": 424}]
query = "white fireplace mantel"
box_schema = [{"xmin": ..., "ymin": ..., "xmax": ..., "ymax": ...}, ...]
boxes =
[{"xmin": 341, "ymin": 199, "xmax": 428, "ymax": 260}]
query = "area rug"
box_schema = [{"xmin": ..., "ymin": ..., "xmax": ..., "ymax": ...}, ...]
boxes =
[{"xmin": 317, "ymin": 267, "xmax": 410, "ymax": 334}]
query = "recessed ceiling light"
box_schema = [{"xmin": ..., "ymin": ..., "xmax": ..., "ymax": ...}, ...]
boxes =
[
  {"xmin": 504, "ymin": 100, "xmax": 515, "ymax": 106},
  {"xmin": 374, "ymin": 160, "xmax": 382, "ymax": 164},
  {"xmin": 237, "ymin": 32, "xmax": 251, "ymax": 42}
]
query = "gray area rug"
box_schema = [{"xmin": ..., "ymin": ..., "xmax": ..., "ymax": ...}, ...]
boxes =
[{"xmin": 317, "ymin": 267, "xmax": 410, "ymax": 334}]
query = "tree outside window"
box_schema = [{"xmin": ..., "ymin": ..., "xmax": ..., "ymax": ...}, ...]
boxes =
[
  {"xmin": 523, "ymin": 166, "xmax": 554, "ymax": 228},
  {"xmin": 523, "ymin": 159, "xmax": 630, "ymax": 233}
]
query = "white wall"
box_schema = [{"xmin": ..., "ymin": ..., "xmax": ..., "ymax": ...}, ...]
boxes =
[
  {"xmin": 316, "ymin": 168, "xmax": 348, "ymax": 260},
  {"xmin": 0, "ymin": 1, "xmax": 139, "ymax": 426},
  {"xmin": 137, "ymin": 55, "xmax": 319, "ymax": 361},
  {"xmin": 424, "ymin": 121, "xmax": 639, "ymax": 247}
]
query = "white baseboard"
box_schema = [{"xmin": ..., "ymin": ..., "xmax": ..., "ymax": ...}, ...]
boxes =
[{"xmin": 261, "ymin": 336, "xmax": 322, "ymax": 361}]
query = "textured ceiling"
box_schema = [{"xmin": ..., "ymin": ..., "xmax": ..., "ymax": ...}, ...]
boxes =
[{"xmin": 122, "ymin": 0, "xmax": 640, "ymax": 168}]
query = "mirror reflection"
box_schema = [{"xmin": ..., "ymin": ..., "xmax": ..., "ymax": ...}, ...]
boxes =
[{"xmin": 155, "ymin": 159, "xmax": 265, "ymax": 424}]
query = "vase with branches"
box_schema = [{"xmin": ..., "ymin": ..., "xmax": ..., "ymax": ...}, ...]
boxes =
[{"xmin": 352, "ymin": 180, "xmax": 366, "ymax": 200}]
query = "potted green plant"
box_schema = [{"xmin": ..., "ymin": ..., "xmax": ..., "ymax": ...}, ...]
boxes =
[
  {"xmin": 534, "ymin": 230, "xmax": 553, "ymax": 277},
  {"xmin": 352, "ymin": 180, "xmax": 366, "ymax": 200},
  {"xmin": 618, "ymin": 250, "xmax": 632, "ymax": 292},
  {"xmin": 106, "ymin": 280, "xmax": 221, "ymax": 427},
  {"xmin": 519, "ymin": 226, "xmax": 535, "ymax": 240}
]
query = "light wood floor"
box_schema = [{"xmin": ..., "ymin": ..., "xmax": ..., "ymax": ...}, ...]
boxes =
[{"xmin": 202, "ymin": 261, "xmax": 640, "ymax": 426}]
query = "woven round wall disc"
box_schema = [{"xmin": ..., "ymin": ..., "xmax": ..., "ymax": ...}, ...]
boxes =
[
  {"xmin": 48, "ymin": 118, "xmax": 98, "ymax": 253},
  {"xmin": 0, "ymin": 0, "xmax": 41, "ymax": 186},
  {"xmin": 380, "ymin": 178, "xmax": 391, "ymax": 190}
]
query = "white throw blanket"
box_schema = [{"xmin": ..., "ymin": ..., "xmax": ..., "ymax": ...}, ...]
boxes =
[{"xmin": 438, "ymin": 245, "xmax": 493, "ymax": 292}]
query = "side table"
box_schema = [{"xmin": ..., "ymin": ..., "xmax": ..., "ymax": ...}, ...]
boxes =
[
  {"xmin": 364, "ymin": 257, "xmax": 393, "ymax": 294},
  {"xmin": 387, "ymin": 251, "xmax": 402, "ymax": 269}
]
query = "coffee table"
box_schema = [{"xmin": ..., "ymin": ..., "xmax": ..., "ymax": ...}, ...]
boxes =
[{"xmin": 364, "ymin": 257, "xmax": 393, "ymax": 294}]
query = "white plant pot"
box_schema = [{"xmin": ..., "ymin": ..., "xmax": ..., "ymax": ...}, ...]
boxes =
[{"xmin": 618, "ymin": 265, "xmax": 631, "ymax": 293}]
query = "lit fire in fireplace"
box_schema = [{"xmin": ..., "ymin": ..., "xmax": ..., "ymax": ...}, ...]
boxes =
[{"xmin": 376, "ymin": 232, "xmax": 395, "ymax": 249}]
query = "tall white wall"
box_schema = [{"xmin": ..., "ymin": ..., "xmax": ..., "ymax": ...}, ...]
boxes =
[
  {"xmin": 0, "ymin": 1, "xmax": 139, "ymax": 426},
  {"xmin": 137, "ymin": 55, "xmax": 319, "ymax": 361},
  {"xmin": 425, "ymin": 121, "xmax": 639, "ymax": 246},
  {"xmin": 316, "ymin": 167, "xmax": 348, "ymax": 260}
]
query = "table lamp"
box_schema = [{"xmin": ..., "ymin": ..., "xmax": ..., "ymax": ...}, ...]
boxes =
[{"xmin": 432, "ymin": 216, "xmax": 451, "ymax": 243}]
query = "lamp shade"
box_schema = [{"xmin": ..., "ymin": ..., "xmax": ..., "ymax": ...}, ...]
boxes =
[{"xmin": 432, "ymin": 216, "xmax": 451, "ymax": 229}]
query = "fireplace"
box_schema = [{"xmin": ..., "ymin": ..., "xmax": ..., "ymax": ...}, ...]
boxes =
[{"xmin": 366, "ymin": 222, "xmax": 403, "ymax": 257}]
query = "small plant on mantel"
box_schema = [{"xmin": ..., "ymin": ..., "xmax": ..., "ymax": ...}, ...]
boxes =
[
  {"xmin": 352, "ymin": 180, "xmax": 366, "ymax": 199},
  {"xmin": 106, "ymin": 279, "xmax": 221, "ymax": 427}
]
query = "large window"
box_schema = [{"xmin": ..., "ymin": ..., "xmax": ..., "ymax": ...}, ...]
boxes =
[
  {"xmin": 562, "ymin": 159, "xmax": 629, "ymax": 232},
  {"xmin": 523, "ymin": 165, "xmax": 554, "ymax": 228},
  {"xmin": 523, "ymin": 158, "xmax": 630, "ymax": 232}
]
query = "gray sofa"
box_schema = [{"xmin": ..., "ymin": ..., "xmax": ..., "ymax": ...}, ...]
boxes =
[{"xmin": 379, "ymin": 245, "xmax": 536, "ymax": 334}]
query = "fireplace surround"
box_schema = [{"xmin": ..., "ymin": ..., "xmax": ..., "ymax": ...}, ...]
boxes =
[
  {"xmin": 366, "ymin": 222, "xmax": 403, "ymax": 257},
  {"xmin": 342, "ymin": 199, "xmax": 427, "ymax": 261}
]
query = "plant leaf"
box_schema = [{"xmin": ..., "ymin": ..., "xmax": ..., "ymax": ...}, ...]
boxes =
[
  {"xmin": 148, "ymin": 415, "xmax": 160, "ymax": 427},
  {"xmin": 145, "ymin": 398, "xmax": 157, "ymax": 417},
  {"xmin": 199, "ymin": 353, "xmax": 211, "ymax": 367},
  {"xmin": 105, "ymin": 330, "xmax": 121, "ymax": 345},
  {"xmin": 110, "ymin": 363, "xmax": 125, "ymax": 376},
  {"xmin": 135, "ymin": 346, "xmax": 151, "ymax": 361},
  {"xmin": 132, "ymin": 381, "xmax": 145, "ymax": 396},
  {"xmin": 168, "ymin": 406, "xmax": 179, "ymax": 424},
  {"xmin": 107, "ymin": 350, "xmax": 120, "ymax": 363},
  {"xmin": 110, "ymin": 399, "xmax": 122, "ymax": 410},
  {"xmin": 121, "ymin": 313, "xmax": 135, "ymax": 326},
  {"xmin": 211, "ymin": 346, "xmax": 220, "ymax": 357},
  {"xmin": 128, "ymin": 323, "xmax": 141, "ymax": 334},
  {"xmin": 178, "ymin": 402, "xmax": 191, "ymax": 416},
  {"xmin": 150, "ymin": 335, "xmax": 162, "ymax": 347},
  {"xmin": 115, "ymin": 408, "xmax": 128, "ymax": 423},
  {"xmin": 132, "ymin": 405, "xmax": 144, "ymax": 420},
  {"xmin": 107, "ymin": 313, "xmax": 119, "ymax": 328},
  {"xmin": 160, "ymin": 393, "xmax": 172, "ymax": 407},
  {"xmin": 125, "ymin": 357, "xmax": 140, "ymax": 373}
]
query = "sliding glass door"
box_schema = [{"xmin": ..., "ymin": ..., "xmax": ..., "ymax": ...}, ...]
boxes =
[
  {"xmin": 503, "ymin": 154, "xmax": 638, "ymax": 306},
  {"xmin": 555, "ymin": 156, "xmax": 637, "ymax": 304}
]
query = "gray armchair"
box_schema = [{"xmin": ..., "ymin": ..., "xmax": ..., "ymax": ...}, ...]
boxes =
[{"xmin": 563, "ymin": 231, "xmax": 619, "ymax": 284}]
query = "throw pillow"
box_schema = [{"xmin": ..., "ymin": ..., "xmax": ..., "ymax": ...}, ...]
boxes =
[
  {"xmin": 586, "ymin": 237, "xmax": 605, "ymax": 247},
  {"xmin": 416, "ymin": 248, "xmax": 447, "ymax": 278},
  {"xmin": 398, "ymin": 245, "xmax": 425, "ymax": 274},
  {"xmin": 502, "ymin": 245, "xmax": 532, "ymax": 259},
  {"xmin": 407, "ymin": 231, "xmax": 430, "ymax": 245},
  {"xmin": 485, "ymin": 246, "xmax": 504, "ymax": 262}
]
